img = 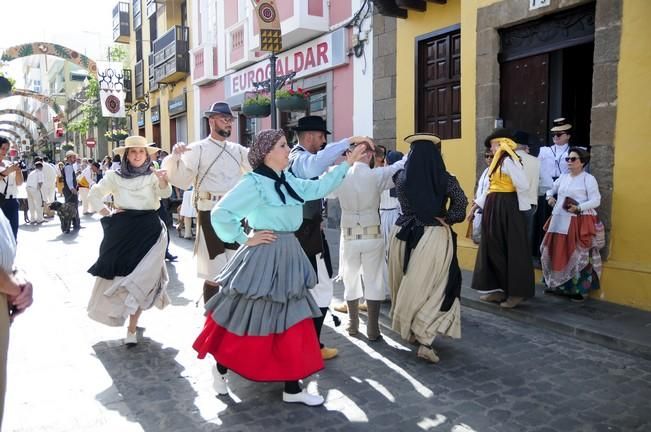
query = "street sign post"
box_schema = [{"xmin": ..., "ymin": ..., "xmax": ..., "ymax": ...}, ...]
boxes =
[{"xmin": 86, "ymin": 138, "xmax": 96, "ymax": 148}]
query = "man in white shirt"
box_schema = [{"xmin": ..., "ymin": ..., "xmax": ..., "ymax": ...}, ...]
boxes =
[
  {"xmin": 288, "ymin": 115, "xmax": 370, "ymax": 360},
  {"xmin": 25, "ymin": 160, "xmax": 45, "ymax": 224},
  {"xmin": 162, "ymin": 102, "xmax": 250, "ymax": 303},
  {"xmin": 513, "ymin": 130, "xmax": 540, "ymax": 252},
  {"xmin": 40, "ymin": 156, "xmax": 58, "ymax": 219},
  {"xmin": 330, "ymin": 142, "xmax": 405, "ymax": 341}
]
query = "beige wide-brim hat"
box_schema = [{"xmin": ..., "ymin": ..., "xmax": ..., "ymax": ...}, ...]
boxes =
[
  {"xmin": 65, "ymin": 150, "xmax": 77, "ymax": 158},
  {"xmin": 404, "ymin": 133, "xmax": 442, "ymax": 146},
  {"xmin": 113, "ymin": 136, "xmax": 160, "ymax": 156},
  {"xmin": 550, "ymin": 117, "xmax": 572, "ymax": 132}
]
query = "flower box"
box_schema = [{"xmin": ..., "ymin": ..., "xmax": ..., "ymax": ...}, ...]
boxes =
[{"xmin": 276, "ymin": 94, "xmax": 308, "ymax": 112}]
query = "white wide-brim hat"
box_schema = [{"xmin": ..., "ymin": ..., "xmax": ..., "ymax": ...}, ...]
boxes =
[{"xmin": 113, "ymin": 136, "xmax": 160, "ymax": 156}]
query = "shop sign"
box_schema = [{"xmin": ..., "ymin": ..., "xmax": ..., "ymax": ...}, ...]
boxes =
[
  {"xmin": 137, "ymin": 111, "xmax": 145, "ymax": 128},
  {"xmin": 168, "ymin": 95, "xmax": 187, "ymax": 117},
  {"xmin": 151, "ymin": 105, "xmax": 160, "ymax": 124},
  {"xmin": 226, "ymin": 27, "xmax": 348, "ymax": 97}
]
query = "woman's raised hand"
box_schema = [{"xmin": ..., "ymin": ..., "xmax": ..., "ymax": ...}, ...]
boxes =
[
  {"xmin": 246, "ymin": 230, "xmax": 277, "ymax": 246},
  {"xmin": 345, "ymin": 142, "xmax": 371, "ymax": 164}
]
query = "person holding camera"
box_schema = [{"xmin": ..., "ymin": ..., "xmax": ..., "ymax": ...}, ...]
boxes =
[
  {"xmin": 0, "ymin": 138, "xmax": 24, "ymax": 239},
  {"xmin": 541, "ymin": 147, "xmax": 602, "ymax": 302}
]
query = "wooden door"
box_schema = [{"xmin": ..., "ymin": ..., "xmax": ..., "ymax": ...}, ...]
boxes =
[
  {"xmin": 500, "ymin": 54, "xmax": 549, "ymax": 153},
  {"xmin": 417, "ymin": 30, "xmax": 461, "ymax": 139}
]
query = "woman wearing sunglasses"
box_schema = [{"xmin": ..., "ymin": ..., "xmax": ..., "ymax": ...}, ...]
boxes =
[{"xmin": 541, "ymin": 147, "xmax": 602, "ymax": 301}]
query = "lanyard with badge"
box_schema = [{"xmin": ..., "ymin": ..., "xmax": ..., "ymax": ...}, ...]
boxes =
[{"xmin": 551, "ymin": 145, "xmax": 568, "ymax": 179}]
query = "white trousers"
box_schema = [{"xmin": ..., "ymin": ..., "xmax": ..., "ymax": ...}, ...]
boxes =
[
  {"xmin": 79, "ymin": 187, "xmax": 90, "ymax": 213},
  {"xmin": 26, "ymin": 187, "xmax": 44, "ymax": 222},
  {"xmin": 309, "ymin": 254, "xmax": 333, "ymax": 308},
  {"xmin": 341, "ymin": 237, "xmax": 386, "ymax": 301}
]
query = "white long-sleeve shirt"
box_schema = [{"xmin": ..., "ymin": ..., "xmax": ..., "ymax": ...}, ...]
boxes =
[
  {"xmin": 475, "ymin": 157, "xmax": 530, "ymax": 211},
  {"xmin": 330, "ymin": 158, "xmax": 406, "ymax": 229},
  {"xmin": 161, "ymin": 136, "xmax": 250, "ymax": 211},
  {"xmin": 88, "ymin": 171, "xmax": 172, "ymax": 212},
  {"xmin": 545, "ymin": 171, "xmax": 601, "ymax": 234},
  {"xmin": 516, "ymin": 149, "xmax": 540, "ymax": 208},
  {"xmin": 538, "ymin": 143, "xmax": 570, "ymax": 194},
  {"xmin": 25, "ymin": 169, "xmax": 44, "ymax": 190}
]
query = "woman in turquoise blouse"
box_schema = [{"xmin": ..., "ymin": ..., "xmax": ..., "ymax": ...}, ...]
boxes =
[{"xmin": 193, "ymin": 129, "xmax": 367, "ymax": 407}]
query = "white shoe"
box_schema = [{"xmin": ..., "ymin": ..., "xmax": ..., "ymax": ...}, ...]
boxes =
[
  {"xmin": 211, "ymin": 368, "xmax": 228, "ymax": 395},
  {"xmin": 125, "ymin": 330, "xmax": 138, "ymax": 346},
  {"xmin": 282, "ymin": 390, "xmax": 324, "ymax": 406}
]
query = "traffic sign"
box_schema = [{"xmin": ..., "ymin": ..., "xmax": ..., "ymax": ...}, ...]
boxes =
[{"xmin": 86, "ymin": 138, "xmax": 96, "ymax": 148}]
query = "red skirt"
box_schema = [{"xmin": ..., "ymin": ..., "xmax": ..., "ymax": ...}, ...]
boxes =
[{"xmin": 193, "ymin": 316, "xmax": 324, "ymax": 382}]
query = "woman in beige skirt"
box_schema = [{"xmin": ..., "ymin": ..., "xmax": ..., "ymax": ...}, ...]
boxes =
[{"xmin": 388, "ymin": 134, "xmax": 467, "ymax": 363}]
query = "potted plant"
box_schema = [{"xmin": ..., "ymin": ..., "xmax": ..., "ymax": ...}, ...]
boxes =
[
  {"xmin": 104, "ymin": 128, "xmax": 129, "ymax": 143},
  {"xmin": 242, "ymin": 93, "xmax": 271, "ymax": 117},
  {"xmin": 275, "ymin": 87, "xmax": 309, "ymax": 112}
]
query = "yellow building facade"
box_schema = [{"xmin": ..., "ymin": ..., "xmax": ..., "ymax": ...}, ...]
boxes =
[
  {"xmin": 122, "ymin": 0, "xmax": 196, "ymax": 153},
  {"xmin": 391, "ymin": 0, "xmax": 651, "ymax": 310}
]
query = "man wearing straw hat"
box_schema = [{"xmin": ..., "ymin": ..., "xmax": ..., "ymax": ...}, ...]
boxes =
[{"xmin": 162, "ymin": 102, "xmax": 250, "ymax": 302}]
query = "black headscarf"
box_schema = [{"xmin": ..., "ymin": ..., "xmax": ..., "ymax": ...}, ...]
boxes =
[
  {"xmin": 396, "ymin": 139, "xmax": 449, "ymax": 273},
  {"xmin": 403, "ymin": 140, "xmax": 448, "ymax": 223}
]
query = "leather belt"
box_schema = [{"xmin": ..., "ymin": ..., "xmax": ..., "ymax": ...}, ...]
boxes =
[
  {"xmin": 197, "ymin": 191, "xmax": 224, "ymax": 201},
  {"xmin": 343, "ymin": 225, "xmax": 381, "ymax": 241},
  {"xmin": 380, "ymin": 207, "xmax": 397, "ymax": 211}
]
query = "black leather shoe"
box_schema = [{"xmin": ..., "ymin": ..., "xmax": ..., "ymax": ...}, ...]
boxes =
[{"xmin": 165, "ymin": 253, "xmax": 177, "ymax": 262}]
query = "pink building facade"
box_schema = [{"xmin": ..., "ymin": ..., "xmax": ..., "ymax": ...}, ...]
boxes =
[{"xmin": 190, "ymin": 0, "xmax": 374, "ymax": 146}]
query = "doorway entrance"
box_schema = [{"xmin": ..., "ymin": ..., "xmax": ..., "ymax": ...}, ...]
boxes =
[{"xmin": 498, "ymin": 3, "xmax": 595, "ymax": 154}]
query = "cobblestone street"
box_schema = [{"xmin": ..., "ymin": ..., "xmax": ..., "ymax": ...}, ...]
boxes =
[{"xmin": 4, "ymin": 216, "xmax": 651, "ymax": 431}]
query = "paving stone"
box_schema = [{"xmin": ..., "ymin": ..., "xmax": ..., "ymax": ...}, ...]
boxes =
[{"xmin": 3, "ymin": 218, "xmax": 651, "ymax": 431}]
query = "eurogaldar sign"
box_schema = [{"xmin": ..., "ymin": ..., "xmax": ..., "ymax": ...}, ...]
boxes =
[{"xmin": 226, "ymin": 27, "xmax": 348, "ymax": 97}]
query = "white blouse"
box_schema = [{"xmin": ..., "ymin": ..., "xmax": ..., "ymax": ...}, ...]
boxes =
[
  {"xmin": 88, "ymin": 170, "xmax": 172, "ymax": 212},
  {"xmin": 546, "ymin": 171, "xmax": 600, "ymax": 234}
]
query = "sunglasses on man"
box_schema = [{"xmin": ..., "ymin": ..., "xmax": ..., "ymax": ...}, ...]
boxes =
[
  {"xmin": 565, "ymin": 156, "xmax": 579, "ymax": 162},
  {"xmin": 552, "ymin": 132, "xmax": 568, "ymax": 137}
]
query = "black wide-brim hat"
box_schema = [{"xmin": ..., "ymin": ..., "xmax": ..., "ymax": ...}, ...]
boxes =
[
  {"xmin": 293, "ymin": 116, "xmax": 331, "ymax": 134},
  {"xmin": 483, "ymin": 128, "xmax": 516, "ymax": 148}
]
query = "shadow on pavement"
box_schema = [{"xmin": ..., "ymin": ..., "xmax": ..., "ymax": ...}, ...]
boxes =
[
  {"xmin": 165, "ymin": 263, "xmax": 192, "ymax": 306},
  {"xmin": 93, "ymin": 332, "xmax": 210, "ymax": 432}
]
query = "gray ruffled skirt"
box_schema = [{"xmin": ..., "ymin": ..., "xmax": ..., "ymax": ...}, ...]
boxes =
[{"xmin": 194, "ymin": 232, "xmax": 324, "ymax": 381}]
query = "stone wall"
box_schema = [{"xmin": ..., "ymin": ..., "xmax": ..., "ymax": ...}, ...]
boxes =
[
  {"xmin": 372, "ymin": 11, "xmax": 397, "ymax": 150},
  {"xmin": 475, "ymin": 0, "xmax": 621, "ymax": 257}
]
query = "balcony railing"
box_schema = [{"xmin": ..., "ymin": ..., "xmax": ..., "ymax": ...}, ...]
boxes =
[
  {"xmin": 146, "ymin": 0, "xmax": 157, "ymax": 18},
  {"xmin": 148, "ymin": 53, "xmax": 158, "ymax": 92},
  {"xmin": 123, "ymin": 69, "xmax": 132, "ymax": 104},
  {"xmin": 113, "ymin": 2, "xmax": 130, "ymax": 43},
  {"xmin": 133, "ymin": 0, "xmax": 142, "ymax": 29},
  {"xmin": 150, "ymin": 26, "xmax": 190, "ymax": 84},
  {"xmin": 134, "ymin": 60, "xmax": 144, "ymax": 99}
]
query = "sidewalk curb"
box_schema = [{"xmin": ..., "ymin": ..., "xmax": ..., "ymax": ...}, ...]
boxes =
[{"xmin": 458, "ymin": 296, "xmax": 651, "ymax": 362}]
